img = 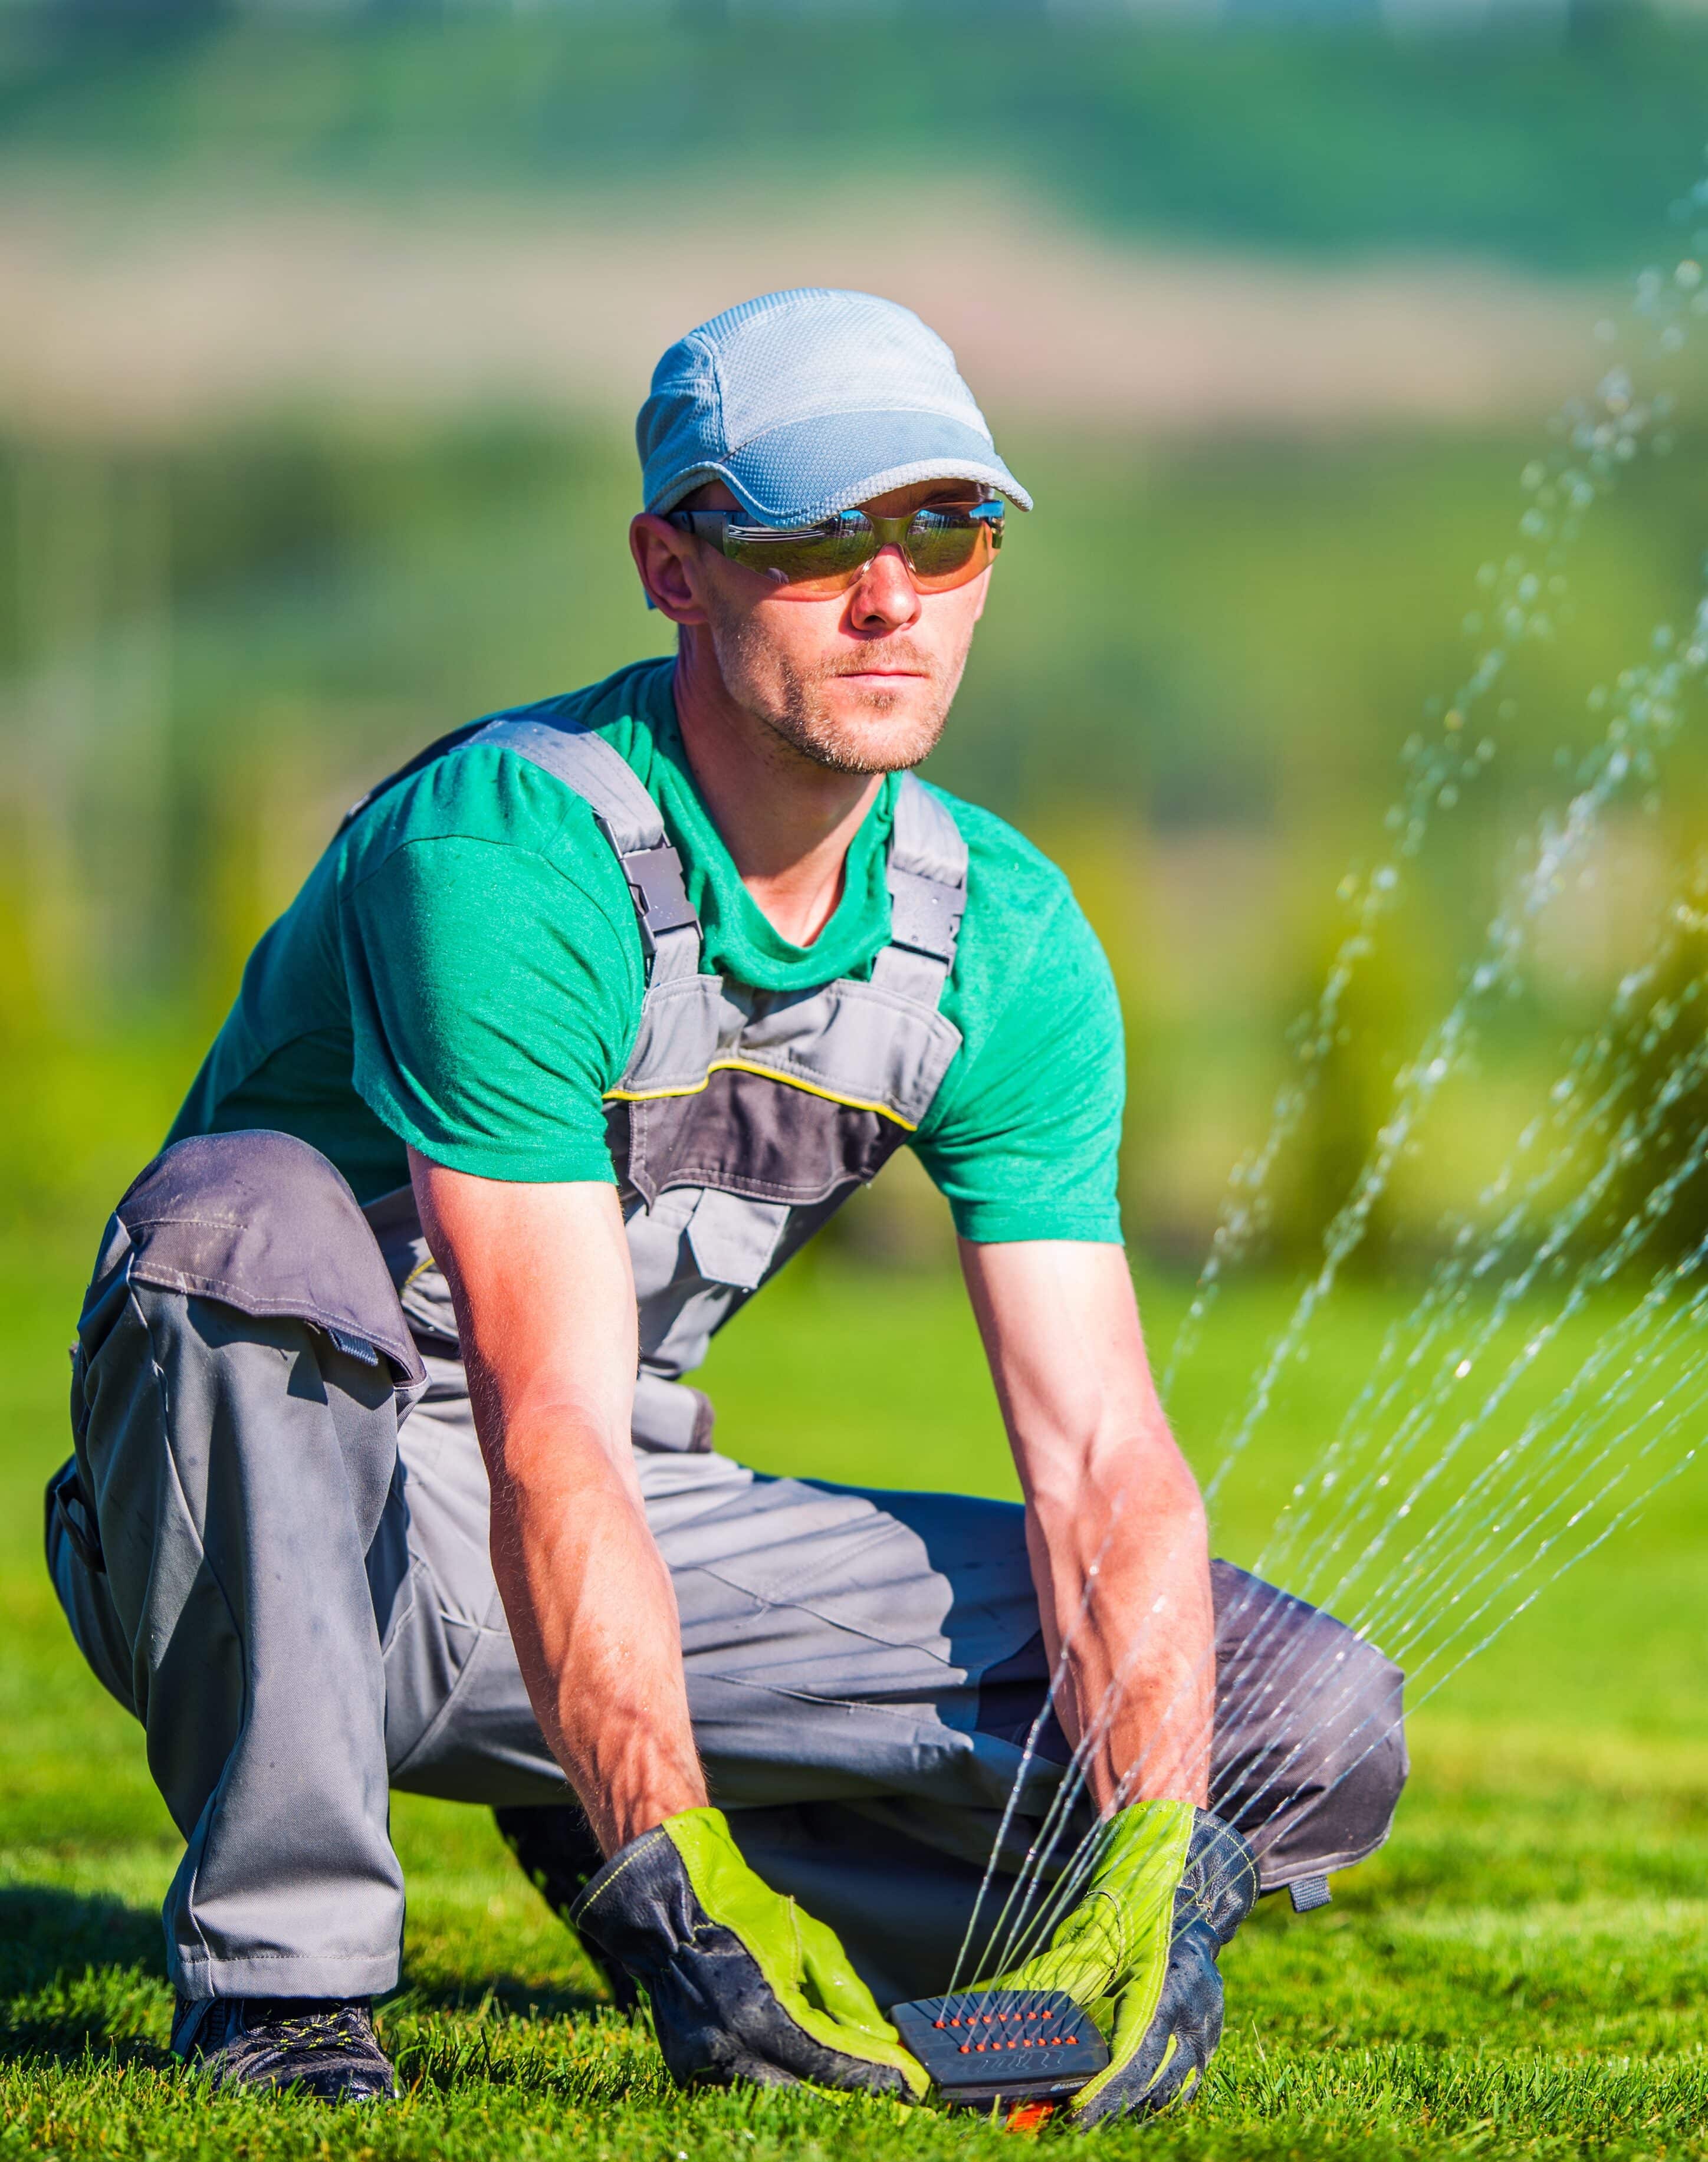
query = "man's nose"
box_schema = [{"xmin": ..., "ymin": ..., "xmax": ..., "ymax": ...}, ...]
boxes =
[{"xmin": 846, "ymin": 544, "xmax": 922, "ymax": 633}]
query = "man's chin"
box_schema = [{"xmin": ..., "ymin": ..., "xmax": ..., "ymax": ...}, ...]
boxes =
[
  {"xmin": 799, "ymin": 692, "xmax": 945, "ymax": 774},
  {"xmin": 804, "ymin": 727, "xmax": 942, "ymax": 776}
]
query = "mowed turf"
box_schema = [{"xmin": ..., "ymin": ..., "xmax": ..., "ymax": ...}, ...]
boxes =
[{"xmin": 5, "ymin": 1230, "xmax": 1708, "ymax": 2160}]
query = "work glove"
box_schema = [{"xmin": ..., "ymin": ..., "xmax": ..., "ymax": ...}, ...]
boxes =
[
  {"xmin": 570, "ymin": 1805, "xmax": 929, "ymax": 2099},
  {"xmin": 980, "ymin": 1800, "xmax": 1256, "ymax": 2127}
]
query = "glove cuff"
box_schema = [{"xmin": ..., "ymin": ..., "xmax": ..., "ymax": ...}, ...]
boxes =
[
  {"xmin": 1178, "ymin": 1807, "xmax": 1258, "ymax": 1946},
  {"xmin": 568, "ymin": 1806, "xmax": 726, "ymax": 1976}
]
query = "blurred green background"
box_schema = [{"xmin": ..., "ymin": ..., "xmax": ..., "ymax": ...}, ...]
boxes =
[{"xmin": 7, "ymin": 1, "xmax": 1708, "ymax": 1281}]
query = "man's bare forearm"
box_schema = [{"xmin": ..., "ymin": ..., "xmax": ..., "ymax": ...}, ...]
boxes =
[
  {"xmin": 1026, "ymin": 1437, "xmax": 1212, "ymax": 1809},
  {"xmin": 481, "ymin": 1399, "xmax": 707, "ymax": 1854},
  {"xmin": 961, "ymin": 1239, "xmax": 1214, "ymax": 1815},
  {"xmin": 410, "ymin": 1154, "xmax": 707, "ymax": 1855}
]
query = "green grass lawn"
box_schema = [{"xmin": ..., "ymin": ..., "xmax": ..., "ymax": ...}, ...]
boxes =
[{"xmin": 5, "ymin": 1233, "xmax": 1708, "ymax": 2159}]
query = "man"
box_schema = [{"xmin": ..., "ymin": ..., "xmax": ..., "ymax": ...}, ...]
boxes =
[{"xmin": 46, "ymin": 289, "xmax": 1405, "ymax": 2120}]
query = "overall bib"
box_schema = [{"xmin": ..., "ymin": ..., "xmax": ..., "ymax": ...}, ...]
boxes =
[{"xmin": 46, "ymin": 707, "xmax": 1407, "ymax": 2009}]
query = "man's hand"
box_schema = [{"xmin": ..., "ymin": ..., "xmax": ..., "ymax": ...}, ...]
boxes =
[
  {"xmin": 572, "ymin": 1806, "xmax": 929, "ymax": 2099},
  {"xmin": 981, "ymin": 1802, "xmax": 1256, "ymax": 2124},
  {"xmin": 409, "ymin": 1155, "xmax": 707, "ymax": 1854},
  {"xmin": 960, "ymin": 1241, "xmax": 1213, "ymax": 1810}
]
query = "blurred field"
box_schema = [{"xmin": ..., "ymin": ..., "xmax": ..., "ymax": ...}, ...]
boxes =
[{"xmin": 10, "ymin": 8, "xmax": 1708, "ymax": 1264}]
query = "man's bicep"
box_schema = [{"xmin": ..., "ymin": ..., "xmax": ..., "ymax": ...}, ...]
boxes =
[
  {"xmin": 914, "ymin": 893, "xmax": 1126, "ymax": 1246},
  {"xmin": 409, "ymin": 1153, "xmax": 638, "ymax": 1450},
  {"xmin": 960, "ymin": 1239, "xmax": 1164, "ymax": 1491}
]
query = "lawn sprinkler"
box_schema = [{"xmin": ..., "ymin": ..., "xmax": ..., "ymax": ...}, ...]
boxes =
[{"xmin": 890, "ymin": 1989, "xmax": 1108, "ymax": 2117}]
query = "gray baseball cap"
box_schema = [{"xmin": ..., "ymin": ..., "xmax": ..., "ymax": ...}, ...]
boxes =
[{"xmin": 637, "ymin": 288, "xmax": 1032, "ymax": 527}]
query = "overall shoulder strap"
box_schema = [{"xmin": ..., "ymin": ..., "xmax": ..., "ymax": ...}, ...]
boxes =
[
  {"xmin": 474, "ymin": 714, "xmax": 700, "ymax": 981},
  {"xmin": 339, "ymin": 705, "xmax": 703, "ymax": 985},
  {"xmin": 871, "ymin": 773, "xmax": 968, "ymax": 1005}
]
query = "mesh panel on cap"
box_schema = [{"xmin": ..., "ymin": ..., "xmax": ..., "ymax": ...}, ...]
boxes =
[{"xmin": 708, "ymin": 293, "xmax": 990, "ymax": 449}]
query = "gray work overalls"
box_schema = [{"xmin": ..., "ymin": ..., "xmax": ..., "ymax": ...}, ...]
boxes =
[{"xmin": 45, "ymin": 702, "xmax": 1407, "ymax": 2010}]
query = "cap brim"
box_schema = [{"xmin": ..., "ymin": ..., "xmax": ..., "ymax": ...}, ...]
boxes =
[{"xmin": 648, "ymin": 408, "xmax": 1032, "ymax": 523}]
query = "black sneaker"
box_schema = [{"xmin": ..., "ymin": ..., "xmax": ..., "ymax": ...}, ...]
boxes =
[
  {"xmin": 170, "ymin": 1996, "xmax": 397, "ymax": 2101},
  {"xmin": 494, "ymin": 1803, "xmax": 640, "ymax": 2012}
]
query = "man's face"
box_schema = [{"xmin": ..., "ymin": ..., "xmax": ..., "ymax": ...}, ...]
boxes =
[{"xmin": 633, "ymin": 479, "xmax": 994, "ymax": 776}]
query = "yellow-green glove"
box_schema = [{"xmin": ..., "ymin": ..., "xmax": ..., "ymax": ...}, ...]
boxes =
[
  {"xmin": 981, "ymin": 1801, "xmax": 1256, "ymax": 2125},
  {"xmin": 571, "ymin": 1805, "xmax": 928, "ymax": 2099}
]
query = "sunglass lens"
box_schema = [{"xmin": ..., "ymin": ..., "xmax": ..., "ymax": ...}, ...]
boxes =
[
  {"xmin": 905, "ymin": 508, "xmax": 1001, "ymax": 590},
  {"xmin": 726, "ymin": 514, "xmax": 873, "ymax": 593}
]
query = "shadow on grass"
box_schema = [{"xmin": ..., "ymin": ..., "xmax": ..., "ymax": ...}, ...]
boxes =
[{"xmin": 0, "ymin": 1882, "xmax": 173, "ymax": 2071}]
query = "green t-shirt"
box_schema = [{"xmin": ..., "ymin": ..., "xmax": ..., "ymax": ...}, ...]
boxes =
[{"xmin": 169, "ymin": 658, "xmax": 1125, "ymax": 1245}]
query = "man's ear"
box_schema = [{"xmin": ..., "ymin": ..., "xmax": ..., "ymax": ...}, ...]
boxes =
[{"xmin": 630, "ymin": 514, "xmax": 710, "ymax": 625}]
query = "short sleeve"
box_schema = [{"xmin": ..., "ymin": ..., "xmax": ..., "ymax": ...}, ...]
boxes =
[
  {"xmin": 341, "ymin": 833, "xmax": 642, "ymax": 1184},
  {"xmin": 913, "ymin": 889, "xmax": 1126, "ymax": 1244}
]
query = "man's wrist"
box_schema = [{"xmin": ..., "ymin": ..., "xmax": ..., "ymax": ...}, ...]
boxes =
[{"xmin": 585, "ymin": 1767, "xmax": 710, "ymax": 1859}]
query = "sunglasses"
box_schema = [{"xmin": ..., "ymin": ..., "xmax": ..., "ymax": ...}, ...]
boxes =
[{"xmin": 665, "ymin": 498, "xmax": 1004, "ymax": 598}]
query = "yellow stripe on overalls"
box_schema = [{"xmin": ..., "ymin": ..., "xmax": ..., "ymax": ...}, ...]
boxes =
[{"xmin": 603, "ymin": 1056, "xmax": 918, "ymax": 1132}]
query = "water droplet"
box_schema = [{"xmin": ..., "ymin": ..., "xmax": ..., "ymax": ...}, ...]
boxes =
[{"xmin": 1454, "ymin": 1358, "xmax": 1472, "ymax": 1378}]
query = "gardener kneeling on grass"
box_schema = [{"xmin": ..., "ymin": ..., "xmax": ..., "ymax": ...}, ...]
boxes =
[{"xmin": 45, "ymin": 290, "xmax": 1407, "ymax": 2118}]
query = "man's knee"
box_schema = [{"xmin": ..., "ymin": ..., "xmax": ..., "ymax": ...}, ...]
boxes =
[{"xmin": 1210, "ymin": 1563, "xmax": 1407, "ymax": 1889}]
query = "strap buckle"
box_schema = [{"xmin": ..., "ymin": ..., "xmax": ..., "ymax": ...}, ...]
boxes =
[
  {"xmin": 622, "ymin": 844, "xmax": 698, "ymax": 941},
  {"xmin": 886, "ymin": 867, "xmax": 964, "ymax": 963}
]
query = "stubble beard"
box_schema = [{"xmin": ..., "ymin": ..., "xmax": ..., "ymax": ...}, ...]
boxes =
[{"xmin": 704, "ymin": 603, "xmax": 966, "ymax": 777}]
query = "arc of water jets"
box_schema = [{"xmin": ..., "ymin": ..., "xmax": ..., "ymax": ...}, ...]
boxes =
[{"xmin": 948, "ymin": 195, "xmax": 1708, "ymax": 1996}]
